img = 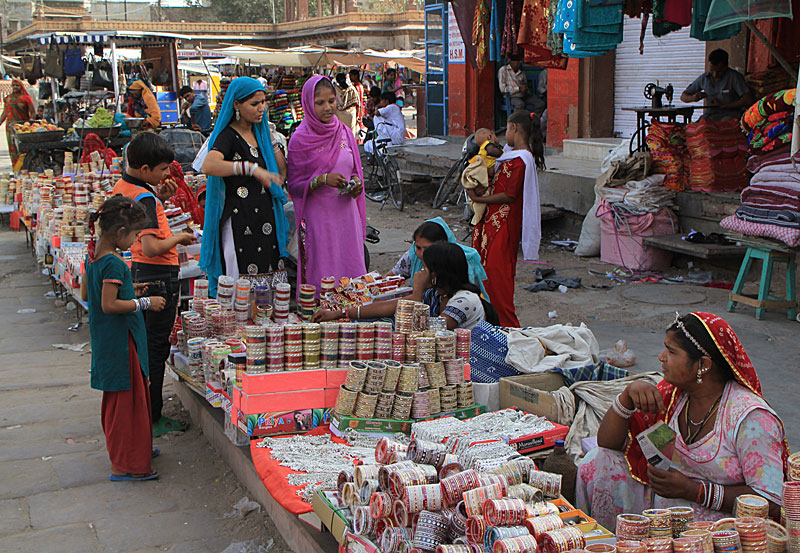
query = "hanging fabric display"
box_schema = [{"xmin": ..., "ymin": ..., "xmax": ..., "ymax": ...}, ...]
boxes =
[
  {"xmin": 518, "ymin": 0, "xmax": 569, "ymax": 68},
  {"xmin": 489, "ymin": 0, "xmax": 503, "ymax": 63},
  {"xmin": 662, "ymin": 0, "xmax": 691, "ymax": 26},
  {"xmin": 554, "ymin": 0, "xmax": 623, "ymax": 57},
  {"xmin": 652, "ymin": 0, "xmax": 682, "ymax": 36},
  {"xmin": 501, "ymin": 0, "xmax": 525, "ymax": 58},
  {"xmin": 690, "ymin": 0, "xmax": 740, "ymax": 41},
  {"xmin": 473, "ymin": 0, "xmax": 491, "ymax": 69}
]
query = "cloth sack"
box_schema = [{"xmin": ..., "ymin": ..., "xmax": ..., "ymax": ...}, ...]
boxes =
[
  {"xmin": 598, "ymin": 199, "xmax": 678, "ymax": 270},
  {"xmin": 505, "ymin": 323, "xmax": 600, "ymax": 374}
]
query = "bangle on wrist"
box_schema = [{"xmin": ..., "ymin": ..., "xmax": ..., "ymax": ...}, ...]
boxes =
[
  {"xmin": 341, "ymin": 308, "xmax": 347, "ymax": 319},
  {"xmin": 612, "ymin": 393, "xmax": 636, "ymax": 419},
  {"xmin": 357, "ymin": 305, "xmax": 361, "ymax": 319}
]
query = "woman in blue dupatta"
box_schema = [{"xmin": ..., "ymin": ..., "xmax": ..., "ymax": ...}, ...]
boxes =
[
  {"xmin": 200, "ymin": 77, "xmax": 289, "ymax": 295},
  {"xmin": 388, "ymin": 217, "xmax": 490, "ymax": 301}
]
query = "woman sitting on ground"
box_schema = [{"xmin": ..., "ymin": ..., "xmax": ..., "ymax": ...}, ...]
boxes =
[
  {"xmin": 576, "ymin": 312, "xmax": 788, "ymax": 529},
  {"xmin": 313, "ymin": 242, "xmax": 498, "ymax": 330},
  {"xmin": 387, "ymin": 217, "xmax": 489, "ymax": 300}
]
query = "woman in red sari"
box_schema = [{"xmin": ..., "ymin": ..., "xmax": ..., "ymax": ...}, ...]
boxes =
[
  {"xmin": 0, "ymin": 79, "xmax": 36, "ymax": 166},
  {"xmin": 468, "ymin": 110, "xmax": 544, "ymax": 327}
]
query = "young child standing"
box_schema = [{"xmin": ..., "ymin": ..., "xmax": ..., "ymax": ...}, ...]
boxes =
[
  {"xmin": 113, "ymin": 133, "xmax": 194, "ymax": 437},
  {"xmin": 82, "ymin": 196, "xmax": 166, "ymax": 481}
]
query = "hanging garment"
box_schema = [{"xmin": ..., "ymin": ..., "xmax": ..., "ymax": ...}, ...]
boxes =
[
  {"xmin": 651, "ymin": 0, "xmax": 682, "ymax": 36},
  {"xmin": 501, "ymin": 0, "xmax": 525, "ymax": 57},
  {"xmin": 518, "ymin": 0, "xmax": 569, "ymax": 66},
  {"xmin": 690, "ymin": 0, "xmax": 740, "ymax": 41},
  {"xmin": 571, "ymin": 0, "xmax": 624, "ymax": 53},
  {"xmin": 662, "ymin": 0, "xmax": 691, "ymax": 26},
  {"xmin": 473, "ymin": 0, "xmax": 491, "ymax": 69},
  {"xmin": 489, "ymin": 0, "xmax": 502, "ymax": 62}
]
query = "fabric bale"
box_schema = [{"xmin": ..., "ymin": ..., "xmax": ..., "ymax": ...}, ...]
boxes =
[
  {"xmin": 684, "ymin": 119, "xmax": 749, "ymax": 192},
  {"xmin": 646, "ymin": 120, "xmax": 687, "ymax": 191},
  {"xmin": 720, "ymin": 214, "xmax": 800, "ymax": 247},
  {"xmin": 469, "ymin": 321, "xmax": 521, "ymax": 383}
]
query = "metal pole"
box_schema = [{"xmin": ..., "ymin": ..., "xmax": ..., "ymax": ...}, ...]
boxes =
[
  {"xmin": 111, "ymin": 41, "xmax": 121, "ymax": 112},
  {"xmin": 124, "ymin": 0, "xmax": 128, "ymax": 21}
]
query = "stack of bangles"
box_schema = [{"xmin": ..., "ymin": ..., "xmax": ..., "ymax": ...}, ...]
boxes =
[
  {"xmin": 232, "ymin": 160, "xmax": 258, "ymax": 177},
  {"xmin": 311, "ymin": 173, "xmax": 328, "ymax": 190},
  {"xmin": 612, "ymin": 393, "xmax": 637, "ymax": 419},
  {"xmin": 133, "ymin": 297, "xmax": 152, "ymax": 312},
  {"xmin": 696, "ymin": 480, "xmax": 725, "ymax": 512}
]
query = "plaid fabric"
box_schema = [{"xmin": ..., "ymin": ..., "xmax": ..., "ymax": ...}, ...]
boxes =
[
  {"xmin": 558, "ymin": 361, "xmax": 629, "ymax": 386},
  {"xmin": 469, "ymin": 321, "xmax": 522, "ymax": 383},
  {"xmin": 720, "ymin": 214, "xmax": 800, "ymax": 247}
]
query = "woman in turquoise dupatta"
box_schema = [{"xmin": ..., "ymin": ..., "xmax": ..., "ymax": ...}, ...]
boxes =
[
  {"xmin": 405, "ymin": 217, "xmax": 490, "ymax": 301},
  {"xmin": 200, "ymin": 77, "xmax": 289, "ymax": 295}
]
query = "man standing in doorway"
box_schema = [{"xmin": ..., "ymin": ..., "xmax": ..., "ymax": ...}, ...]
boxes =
[
  {"xmin": 498, "ymin": 54, "xmax": 545, "ymax": 115},
  {"xmin": 680, "ymin": 49, "xmax": 754, "ymax": 121}
]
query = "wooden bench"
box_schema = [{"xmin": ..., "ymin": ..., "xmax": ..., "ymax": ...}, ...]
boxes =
[{"xmin": 642, "ymin": 233, "xmax": 744, "ymax": 260}]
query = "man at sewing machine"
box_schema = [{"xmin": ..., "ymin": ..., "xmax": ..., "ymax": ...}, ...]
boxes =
[{"xmin": 680, "ymin": 49, "xmax": 753, "ymax": 121}]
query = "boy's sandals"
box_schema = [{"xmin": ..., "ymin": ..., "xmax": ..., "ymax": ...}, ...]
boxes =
[
  {"xmin": 152, "ymin": 416, "xmax": 187, "ymax": 437},
  {"xmin": 109, "ymin": 471, "xmax": 160, "ymax": 482}
]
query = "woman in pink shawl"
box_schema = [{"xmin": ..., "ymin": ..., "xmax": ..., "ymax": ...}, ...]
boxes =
[{"xmin": 287, "ymin": 76, "xmax": 367, "ymax": 292}]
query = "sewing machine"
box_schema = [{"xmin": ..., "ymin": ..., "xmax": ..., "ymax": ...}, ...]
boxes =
[{"xmin": 644, "ymin": 82, "xmax": 674, "ymax": 108}]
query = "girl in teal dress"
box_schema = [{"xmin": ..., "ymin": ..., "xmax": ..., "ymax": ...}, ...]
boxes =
[{"xmin": 81, "ymin": 196, "xmax": 166, "ymax": 481}]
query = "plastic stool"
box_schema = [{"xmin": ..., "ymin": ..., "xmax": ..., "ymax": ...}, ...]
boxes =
[{"xmin": 727, "ymin": 245, "xmax": 797, "ymax": 320}]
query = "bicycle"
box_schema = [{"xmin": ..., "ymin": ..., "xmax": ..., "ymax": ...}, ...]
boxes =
[
  {"xmin": 431, "ymin": 131, "xmax": 479, "ymax": 211},
  {"xmin": 362, "ymin": 123, "xmax": 405, "ymax": 211}
]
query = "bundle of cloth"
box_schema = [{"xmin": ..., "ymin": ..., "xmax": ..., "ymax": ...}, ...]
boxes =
[
  {"xmin": 684, "ymin": 119, "xmax": 749, "ymax": 192},
  {"xmin": 554, "ymin": 0, "xmax": 624, "ymax": 58},
  {"xmin": 741, "ymin": 88, "xmax": 795, "ymax": 155},
  {"xmin": 746, "ymin": 71, "xmax": 793, "ymax": 101},
  {"xmin": 597, "ymin": 174, "xmax": 676, "ymax": 214},
  {"xmin": 646, "ymin": 120, "xmax": 688, "ymax": 191},
  {"xmin": 719, "ymin": 146, "xmax": 800, "ymax": 247}
]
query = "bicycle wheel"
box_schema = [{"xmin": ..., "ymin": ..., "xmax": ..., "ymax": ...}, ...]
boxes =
[
  {"xmin": 363, "ymin": 154, "xmax": 388, "ymax": 203},
  {"xmin": 385, "ymin": 158, "xmax": 405, "ymax": 211},
  {"xmin": 432, "ymin": 158, "xmax": 462, "ymax": 209}
]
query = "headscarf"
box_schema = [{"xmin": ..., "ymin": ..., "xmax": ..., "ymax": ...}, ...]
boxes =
[
  {"xmin": 5, "ymin": 79, "xmax": 34, "ymax": 120},
  {"xmin": 625, "ymin": 312, "xmax": 789, "ymax": 484},
  {"xmin": 126, "ymin": 80, "xmax": 161, "ymax": 128},
  {"xmin": 408, "ymin": 217, "xmax": 490, "ymax": 301},
  {"xmin": 199, "ymin": 77, "xmax": 289, "ymax": 295},
  {"xmin": 287, "ymin": 75, "xmax": 365, "ymax": 240},
  {"xmin": 163, "ymin": 161, "xmax": 204, "ymax": 226},
  {"xmin": 80, "ymin": 133, "xmax": 118, "ymax": 169}
]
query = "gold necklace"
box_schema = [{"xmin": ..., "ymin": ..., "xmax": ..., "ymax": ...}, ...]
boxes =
[{"xmin": 683, "ymin": 394, "xmax": 722, "ymax": 444}]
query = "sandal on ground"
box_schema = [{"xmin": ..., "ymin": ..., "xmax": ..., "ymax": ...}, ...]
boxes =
[
  {"xmin": 151, "ymin": 447, "xmax": 160, "ymax": 459},
  {"xmin": 109, "ymin": 472, "xmax": 160, "ymax": 482},
  {"xmin": 152, "ymin": 416, "xmax": 187, "ymax": 437}
]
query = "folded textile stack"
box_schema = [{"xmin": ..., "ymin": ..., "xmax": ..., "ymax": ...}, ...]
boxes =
[
  {"xmin": 746, "ymin": 70, "xmax": 793, "ymax": 100},
  {"xmin": 646, "ymin": 120, "xmax": 688, "ymax": 191},
  {"xmin": 685, "ymin": 119, "xmax": 749, "ymax": 192},
  {"xmin": 554, "ymin": 0, "xmax": 623, "ymax": 58},
  {"xmin": 741, "ymin": 88, "xmax": 796, "ymax": 155},
  {"xmin": 719, "ymin": 148, "xmax": 800, "ymax": 247}
]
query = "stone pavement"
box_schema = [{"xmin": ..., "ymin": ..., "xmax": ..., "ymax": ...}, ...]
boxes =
[{"xmin": 0, "ymin": 229, "xmax": 289, "ymax": 553}]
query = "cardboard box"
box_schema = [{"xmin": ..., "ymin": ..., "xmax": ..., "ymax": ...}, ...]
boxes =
[
  {"xmin": 342, "ymin": 532, "xmax": 381, "ymax": 553},
  {"xmin": 324, "ymin": 388, "xmax": 339, "ymax": 409},
  {"xmin": 326, "ymin": 368, "xmax": 348, "ymax": 389},
  {"xmin": 237, "ymin": 407, "xmax": 334, "ymax": 437},
  {"xmin": 509, "ymin": 421, "xmax": 570, "ymax": 454},
  {"xmin": 238, "ymin": 388, "xmax": 325, "ymax": 414},
  {"xmin": 206, "ymin": 381, "xmax": 224, "ymax": 408},
  {"xmin": 499, "ymin": 372, "xmax": 567, "ymax": 421},
  {"xmin": 312, "ymin": 491, "xmax": 351, "ymax": 545},
  {"xmin": 241, "ymin": 369, "xmax": 326, "ymax": 395},
  {"xmin": 330, "ymin": 404, "xmax": 486, "ymax": 438}
]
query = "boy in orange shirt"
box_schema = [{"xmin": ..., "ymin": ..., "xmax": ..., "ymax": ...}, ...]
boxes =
[{"xmin": 114, "ymin": 133, "xmax": 194, "ymax": 436}]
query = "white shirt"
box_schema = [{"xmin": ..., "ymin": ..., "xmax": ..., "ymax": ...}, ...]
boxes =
[
  {"xmin": 375, "ymin": 104, "xmax": 405, "ymax": 145},
  {"xmin": 442, "ymin": 290, "xmax": 485, "ymax": 330}
]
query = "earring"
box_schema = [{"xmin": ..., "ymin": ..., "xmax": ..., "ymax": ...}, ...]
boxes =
[
  {"xmin": 235, "ymin": 109, "xmax": 241, "ymax": 121},
  {"xmin": 431, "ymin": 276, "xmax": 437, "ymax": 286},
  {"xmin": 696, "ymin": 366, "xmax": 709, "ymax": 384}
]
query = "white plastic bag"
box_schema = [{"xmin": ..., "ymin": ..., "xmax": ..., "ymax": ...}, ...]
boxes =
[
  {"xmin": 600, "ymin": 340, "xmax": 637, "ymax": 368},
  {"xmin": 575, "ymin": 196, "xmax": 601, "ymax": 257},
  {"xmin": 191, "ymin": 135, "xmax": 211, "ymax": 173}
]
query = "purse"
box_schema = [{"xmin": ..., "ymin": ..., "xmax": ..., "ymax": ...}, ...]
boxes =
[
  {"xmin": 21, "ymin": 55, "xmax": 43, "ymax": 81},
  {"xmin": 91, "ymin": 60, "xmax": 114, "ymax": 90},
  {"xmin": 44, "ymin": 44, "xmax": 64, "ymax": 78},
  {"xmin": 63, "ymin": 41, "xmax": 85, "ymax": 77}
]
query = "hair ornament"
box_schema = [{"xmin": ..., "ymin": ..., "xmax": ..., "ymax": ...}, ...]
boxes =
[{"xmin": 672, "ymin": 312, "xmax": 711, "ymax": 358}]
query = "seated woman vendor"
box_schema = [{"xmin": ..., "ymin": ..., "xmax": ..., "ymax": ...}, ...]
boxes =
[
  {"xmin": 386, "ymin": 217, "xmax": 489, "ymax": 301},
  {"xmin": 576, "ymin": 312, "xmax": 788, "ymax": 530},
  {"xmin": 313, "ymin": 242, "xmax": 498, "ymax": 330}
]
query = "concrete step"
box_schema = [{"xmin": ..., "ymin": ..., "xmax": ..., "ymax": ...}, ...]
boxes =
[{"xmin": 562, "ymin": 138, "xmax": 625, "ymax": 161}]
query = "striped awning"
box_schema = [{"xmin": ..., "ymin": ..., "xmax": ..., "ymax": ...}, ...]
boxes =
[{"xmin": 35, "ymin": 33, "xmax": 108, "ymax": 45}]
